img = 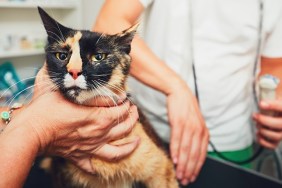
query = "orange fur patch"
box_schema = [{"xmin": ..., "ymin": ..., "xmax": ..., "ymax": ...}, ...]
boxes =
[{"xmin": 66, "ymin": 32, "xmax": 83, "ymax": 71}]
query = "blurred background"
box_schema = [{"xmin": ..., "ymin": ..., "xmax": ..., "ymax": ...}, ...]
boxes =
[{"xmin": 0, "ymin": 0, "xmax": 102, "ymax": 106}]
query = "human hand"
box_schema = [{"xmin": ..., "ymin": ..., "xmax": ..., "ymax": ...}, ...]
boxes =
[
  {"xmin": 24, "ymin": 65, "xmax": 139, "ymax": 173},
  {"xmin": 167, "ymin": 82, "xmax": 209, "ymax": 185},
  {"xmin": 253, "ymin": 100, "xmax": 282, "ymax": 149}
]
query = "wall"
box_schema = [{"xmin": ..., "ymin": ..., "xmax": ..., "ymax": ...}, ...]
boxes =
[{"xmin": 81, "ymin": 0, "xmax": 103, "ymax": 30}]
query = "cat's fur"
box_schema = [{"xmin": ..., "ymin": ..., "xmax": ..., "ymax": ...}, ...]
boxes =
[{"xmin": 38, "ymin": 7, "xmax": 178, "ymax": 188}]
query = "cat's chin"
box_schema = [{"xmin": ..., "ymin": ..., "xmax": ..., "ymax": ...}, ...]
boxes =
[
  {"xmin": 60, "ymin": 87, "xmax": 85, "ymax": 104},
  {"xmin": 61, "ymin": 85, "xmax": 124, "ymax": 105},
  {"xmin": 62, "ymin": 88, "xmax": 103, "ymax": 105}
]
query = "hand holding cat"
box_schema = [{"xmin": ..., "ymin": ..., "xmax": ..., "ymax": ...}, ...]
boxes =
[
  {"xmin": 29, "ymin": 66, "xmax": 140, "ymax": 172},
  {"xmin": 253, "ymin": 100, "xmax": 282, "ymax": 149},
  {"xmin": 167, "ymin": 82, "xmax": 210, "ymax": 185}
]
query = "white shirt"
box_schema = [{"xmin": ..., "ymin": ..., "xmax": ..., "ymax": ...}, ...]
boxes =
[{"xmin": 129, "ymin": 0, "xmax": 282, "ymax": 151}]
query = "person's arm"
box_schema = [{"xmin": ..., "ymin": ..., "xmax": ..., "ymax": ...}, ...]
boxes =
[
  {"xmin": 253, "ymin": 57, "xmax": 282, "ymax": 149},
  {"xmin": 0, "ymin": 118, "xmax": 40, "ymax": 187},
  {"xmin": 93, "ymin": 0, "xmax": 209, "ymax": 185}
]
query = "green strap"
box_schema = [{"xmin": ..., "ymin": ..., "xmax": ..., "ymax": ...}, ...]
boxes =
[{"xmin": 208, "ymin": 146, "xmax": 254, "ymax": 169}]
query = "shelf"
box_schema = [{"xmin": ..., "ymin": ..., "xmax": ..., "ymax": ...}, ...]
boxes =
[
  {"xmin": 0, "ymin": 49, "xmax": 44, "ymax": 59},
  {"xmin": 0, "ymin": 1, "xmax": 77, "ymax": 9}
]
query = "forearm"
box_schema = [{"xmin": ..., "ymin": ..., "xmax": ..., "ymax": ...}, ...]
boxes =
[
  {"xmin": 93, "ymin": 0, "xmax": 190, "ymax": 95},
  {"xmin": 0, "ymin": 117, "xmax": 39, "ymax": 187},
  {"xmin": 130, "ymin": 36, "xmax": 188, "ymax": 95}
]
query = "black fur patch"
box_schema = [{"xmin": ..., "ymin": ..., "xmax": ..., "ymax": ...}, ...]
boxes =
[{"xmin": 38, "ymin": 7, "xmax": 136, "ymax": 103}]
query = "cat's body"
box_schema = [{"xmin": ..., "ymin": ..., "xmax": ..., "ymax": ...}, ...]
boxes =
[
  {"xmin": 51, "ymin": 120, "xmax": 177, "ymax": 188},
  {"xmin": 38, "ymin": 7, "xmax": 178, "ymax": 188}
]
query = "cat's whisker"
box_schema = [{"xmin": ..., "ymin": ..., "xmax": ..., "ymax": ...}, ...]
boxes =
[
  {"xmin": 95, "ymin": 80, "xmax": 137, "ymax": 126},
  {"xmin": 93, "ymin": 81, "xmax": 113, "ymax": 108},
  {"xmin": 97, "ymin": 84, "xmax": 122, "ymax": 124},
  {"xmin": 44, "ymin": 33, "xmax": 64, "ymax": 45},
  {"xmin": 45, "ymin": 50, "xmax": 64, "ymax": 53},
  {"xmin": 27, "ymin": 81, "xmax": 61, "ymax": 106},
  {"xmin": 92, "ymin": 81, "xmax": 120, "ymax": 123},
  {"xmin": 6, "ymin": 84, "xmax": 37, "ymax": 108},
  {"xmin": 41, "ymin": 7, "xmax": 66, "ymax": 43},
  {"xmin": 87, "ymin": 73, "xmax": 112, "ymax": 77},
  {"xmin": 22, "ymin": 80, "xmax": 58, "ymax": 105},
  {"xmin": 96, "ymin": 82, "xmax": 118, "ymax": 107},
  {"xmin": 96, "ymin": 79, "xmax": 135, "ymax": 105},
  {"xmin": 94, "ymin": 81, "xmax": 135, "ymax": 126},
  {"xmin": 48, "ymin": 73, "xmax": 64, "ymax": 78},
  {"xmin": 5, "ymin": 79, "xmax": 60, "ymax": 107},
  {"xmin": 95, "ymin": 33, "xmax": 105, "ymax": 46},
  {"xmin": 46, "ymin": 30, "xmax": 65, "ymax": 43},
  {"xmin": 13, "ymin": 66, "xmax": 41, "ymax": 72},
  {"xmin": 0, "ymin": 74, "xmax": 56, "ymax": 101},
  {"xmin": 45, "ymin": 43, "xmax": 56, "ymax": 51},
  {"xmin": 0, "ymin": 76, "xmax": 36, "ymax": 100},
  {"xmin": 90, "ymin": 86, "xmax": 102, "ymax": 107},
  {"xmin": 46, "ymin": 34, "xmax": 64, "ymax": 46},
  {"xmin": 106, "ymin": 85, "xmax": 135, "ymax": 104}
]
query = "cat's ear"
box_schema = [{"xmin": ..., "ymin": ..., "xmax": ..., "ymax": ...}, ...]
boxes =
[
  {"xmin": 114, "ymin": 23, "xmax": 139, "ymax": 54},
  {"xmin": 38, "ymin": 6, "xmax": 70, "ymax": 43}
]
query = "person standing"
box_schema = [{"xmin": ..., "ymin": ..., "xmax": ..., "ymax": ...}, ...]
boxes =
[{"xmin": 93, "ymin": 0, "xmax": 282, "ymax": 185}]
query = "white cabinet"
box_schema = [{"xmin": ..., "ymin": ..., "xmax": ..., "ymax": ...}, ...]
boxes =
[{"xmin": 0, "ymin": 0, "xmax": 82, "ymax": 79}]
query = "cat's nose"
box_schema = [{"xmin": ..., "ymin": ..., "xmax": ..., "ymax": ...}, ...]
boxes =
[{"xmin": 68, "ymin": 69, "xmax": 82, "ymax": 80}]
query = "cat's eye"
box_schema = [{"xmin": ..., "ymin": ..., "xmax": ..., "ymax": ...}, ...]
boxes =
[
  {"xmin": 56, "ymin": 52, "xmax": 68, "ymax": 61},
  {"xmin": 91, "ymin": 53, "xmax": 107, "ymax": 62}
]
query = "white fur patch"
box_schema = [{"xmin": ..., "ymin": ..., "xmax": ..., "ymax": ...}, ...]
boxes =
[
  {"xmin": 64, "ymin": 73, "xmax": 87, "ymax": 89},
  {"xmin": 76, "ymin": 85, "xmax": 117, "ymax": 104}
]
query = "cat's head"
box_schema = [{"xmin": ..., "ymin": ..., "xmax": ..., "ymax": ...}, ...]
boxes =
[{"xmin": 38, "ymin": 7, "xmax": 137, "ymax": 104}]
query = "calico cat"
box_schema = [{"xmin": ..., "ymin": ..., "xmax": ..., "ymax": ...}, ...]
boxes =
[{"xmin": 38, "ymin": 7, "xmax": 178, "ymax": 188}]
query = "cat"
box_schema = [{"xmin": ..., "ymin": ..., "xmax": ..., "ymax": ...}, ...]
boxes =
[{"xmin": 38, "ymin": 7, "xmax": 178, "ymax": 188}]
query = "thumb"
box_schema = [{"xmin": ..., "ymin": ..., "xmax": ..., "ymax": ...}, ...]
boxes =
[
  {"xmin": 260, "ymin": 100, "xmax": 282, "ymax": 112},
  {"xmin": 84, "ymin": 92, "xmax": 127, "ymax": 107},
  {"xmin": 33, "ymin": 63, "xmax": 54, "ymax": 99},
  {"xmin": 72, "ymin": 158, "xmax": 97, "ymax": 174},
  {"xmin": 94, "ymin": 138, "xmax": 140, "ymax": 161}
]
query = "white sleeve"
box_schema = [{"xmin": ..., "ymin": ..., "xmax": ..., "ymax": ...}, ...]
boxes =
[
  {"xmin": 262, "ymin": 10, "xmax": 282, "ymax": 57},
  {"xmin": 138, "ymin": 0, "xmax": 154, "ymax": 8}
]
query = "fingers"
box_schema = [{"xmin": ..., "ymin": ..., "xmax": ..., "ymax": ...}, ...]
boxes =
[
  {"xmin": 100, "ymin": 102, "xmax": 133, "ymax": 130},
  {"xmin": 170, "ymin": 119, "xmax": 184, "ymax": 164},
  {"xmin": 86, "ymin": 92, "xmax": 127, "ymax": 107},
  {"xmin": 77, "ymin": 102, "xmax": 134, "ymax": 139},
  {"xmin": 33, "ymin": 63, "xmax": 57, "ymax": 99},
  {"xmin": 94, "ymin": 138, "xmax": 140, "ymax": 161},
  {"xmin": 258, "ymin": 126, "xmax": 282, "ymax": 142},
  {"xmin": 259, "ymin": 100, "xmax": 282, "ymax": 112},
  {"xmin": 190, "ymin": 131, "xmax": 209, "ymax": 182},
  {"xmin": 256, "ymin": 123, "xmax": 282, "ymax": 149},
  {"xmin": 253, "ymin": 112, "xmax": 282, "ymax": 149},
  {"xmin": 72, "ymin": 137, "xmax": 140, "ymax": 174},
  {"xmin": 253, "ymin": 113, "xmax": 282, "ymax": 130},
  {"xmin": 106, "ymin": 105, "xmax": 139, "ymax": 141},
  {"xmin": 72, "ymin": 157, "xmax": 96, "ymax": 174},
  {"xmin": 257, "ymin": 132, "xmax": 280, "ymax": 149},
  {"xmin": 175, "ymin": 127, "xmax": 191, "ymax": 181},
  {"xmin": 178, "ymin": 126, "xmax": 209, "ymax": 186},
  {"xmin": 84, "ymin": 101, "xmax": 131, "ymax": 128},
  {"xmin": 179, "ymin": 133, "xmax": 197, "ymax": 185}
]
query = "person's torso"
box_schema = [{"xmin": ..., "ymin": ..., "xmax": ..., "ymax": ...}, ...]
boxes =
[{"xmin": 129, "ymin": 0, "xmax": 282, "ymax": 150}]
